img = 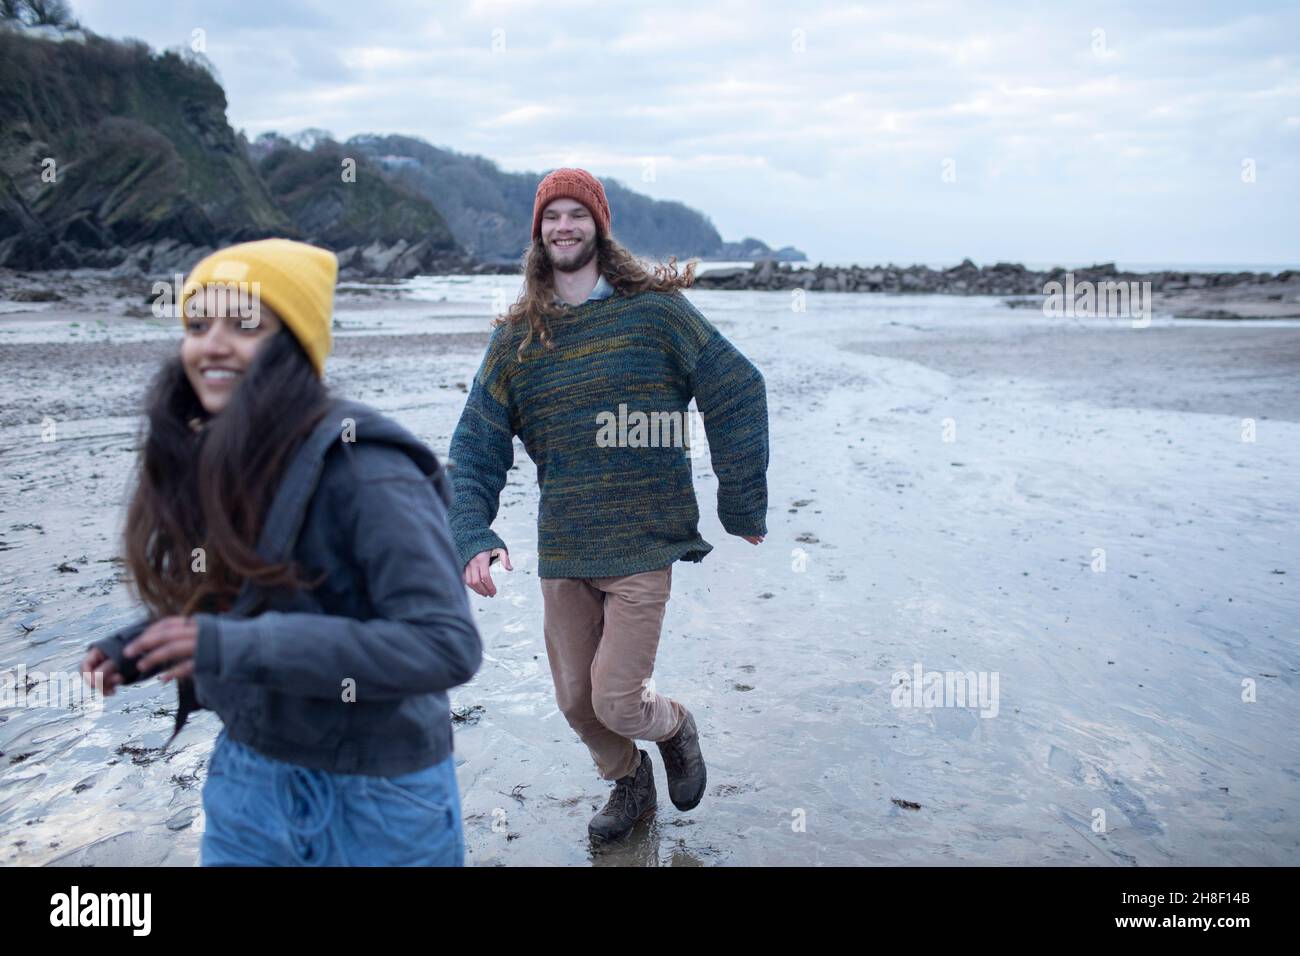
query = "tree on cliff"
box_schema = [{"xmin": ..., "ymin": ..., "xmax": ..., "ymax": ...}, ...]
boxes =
[{"xmin": 1, "ymin": 0, "xmax": 79, "ymax": 29}]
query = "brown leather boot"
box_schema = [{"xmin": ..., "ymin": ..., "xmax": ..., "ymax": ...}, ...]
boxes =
[
  {"xmin": 656, "ymin": 708, "xmax": 706, "ymax": 811},
  {"xmin": 588, "ymin": 749, "xmax": 657, "ymax": 844}
]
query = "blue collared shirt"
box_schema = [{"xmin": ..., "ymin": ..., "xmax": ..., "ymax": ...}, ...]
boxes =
[{"xmin": 555, "ymin": 274, "xmax": 614, "ymax": 305}]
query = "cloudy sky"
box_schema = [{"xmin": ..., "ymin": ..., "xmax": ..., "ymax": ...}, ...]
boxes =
[{"xmin": 73, "ymin": 0, "xmax": 1300, "ymax": 267}]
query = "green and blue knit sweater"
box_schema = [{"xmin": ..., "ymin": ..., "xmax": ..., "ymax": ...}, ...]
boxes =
[{"xmin": 447, "ymin": 286, "xmax": 770, "ymax": 579}]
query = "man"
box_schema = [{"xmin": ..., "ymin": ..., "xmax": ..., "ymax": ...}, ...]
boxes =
[{"xmin": 447, "ymin": 167, "xmax": 769, "ymax": 845}]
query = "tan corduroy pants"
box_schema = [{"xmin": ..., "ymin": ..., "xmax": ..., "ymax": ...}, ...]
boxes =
[{"xmin": 540, "ymin": 565, "xmax": 687, "ymax": 780}]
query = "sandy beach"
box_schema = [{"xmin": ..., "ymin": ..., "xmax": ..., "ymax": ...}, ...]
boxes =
[
  {"xmin": 1, "ymin": 277, "xmax": 1297, "ymax": 866},
  {"xmin": 848, "ymin": 321, "xmax": 1300, "ymax": 422}
]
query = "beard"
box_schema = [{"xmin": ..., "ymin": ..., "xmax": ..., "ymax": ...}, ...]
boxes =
[{"xmin": 546, "ymin": 233, "xmax": 598, "ymax": 273}]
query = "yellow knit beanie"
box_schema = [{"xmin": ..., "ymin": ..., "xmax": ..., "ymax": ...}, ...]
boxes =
[{"xmin": 180, "ymin": 238, "xmax": 338, "ymax": 377}]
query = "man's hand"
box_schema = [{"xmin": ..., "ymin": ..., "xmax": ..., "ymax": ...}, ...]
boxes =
[
  {"xmin": 124, "ymin": 616, "xmax": 199, "ymax": 683},
  {"xmin": 740, "ymin": 534, "xmax": 764, "ymax": 544},
  {"xmin": 465, "ymin": 547, "xmax": 512, "ymax": 597}
]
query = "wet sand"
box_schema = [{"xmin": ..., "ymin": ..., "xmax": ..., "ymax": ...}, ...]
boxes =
[
  {"xmin": 846, "ymin": 324, "xmax": 1300, "ymax": 422},
  {"xmin": 1, "ymin": 285, "xmax": 1297, "ymax": 866},
  {"xmin": 0, "ymin": 332, "xmax": 490, "ymax": 429}
]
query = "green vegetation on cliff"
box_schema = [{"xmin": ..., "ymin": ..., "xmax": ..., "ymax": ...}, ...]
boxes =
[{"xmin": 0, "ymin": 26, "xmax": 289, "ymax": 267}]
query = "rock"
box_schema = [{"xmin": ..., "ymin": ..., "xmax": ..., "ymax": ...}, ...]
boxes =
[
  {"xmin": 696, "ymin": 267, "xmax": 749, "ymax": 283},
  {"xmin": 0, "ymin": 234, "xmax": 52, "ymax": 269},
  {"xmin": 9, "ymin": 288, "xmax": 64, "ymax": 302}
]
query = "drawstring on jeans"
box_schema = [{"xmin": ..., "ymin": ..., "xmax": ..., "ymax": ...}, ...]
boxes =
[{"xmin": 273, "ymin": 763, "xmax": 339, "ymax": 864}]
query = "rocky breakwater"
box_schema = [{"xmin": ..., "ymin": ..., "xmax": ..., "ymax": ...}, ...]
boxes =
[
  {"xmin": 691, "ymin": 259, "xmax": 1300, "ymax": 320},
  {"xmin": 694, "ymin": 258, "xmax": 1295, "ymax": 296}
]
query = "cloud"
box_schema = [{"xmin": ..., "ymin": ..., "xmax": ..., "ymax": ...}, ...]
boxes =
[{"xmin": 70, "ymin": 0, "xmax": 1300, "ymax": 264}]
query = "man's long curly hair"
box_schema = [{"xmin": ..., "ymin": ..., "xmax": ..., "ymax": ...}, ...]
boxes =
[{"xmin": 495, "ymin": 231, "xmax": 700, "ymax": 360}]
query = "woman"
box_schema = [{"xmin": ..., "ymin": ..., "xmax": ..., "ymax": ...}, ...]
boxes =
[{"xmin": 80, "ymin": 238, "xmax": 482, "ymax": 866}]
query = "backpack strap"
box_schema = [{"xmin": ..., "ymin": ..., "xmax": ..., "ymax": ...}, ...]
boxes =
[{"xmin": 227, "ymin": 398, "xmax": 357, "ymax": 613}]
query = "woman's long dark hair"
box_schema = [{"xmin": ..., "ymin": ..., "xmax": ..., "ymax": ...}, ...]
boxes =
[{"xmin": 124, "ymin": 326, "xmax": 332, "ymax": 617}]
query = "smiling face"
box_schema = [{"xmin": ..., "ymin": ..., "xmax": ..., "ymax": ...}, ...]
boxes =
[
  {"xmin": 540, "ymin": 197, "xmax": 598, "ymax": 273},
  {"xmin": 180, "ymin": 286, "xmax": 283, "ymax": 415}
]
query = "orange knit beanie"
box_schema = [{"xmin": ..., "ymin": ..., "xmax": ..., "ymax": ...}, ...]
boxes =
[{"xmin": 531, "ymin": 168, "xmax": 612, "ymax": 241}]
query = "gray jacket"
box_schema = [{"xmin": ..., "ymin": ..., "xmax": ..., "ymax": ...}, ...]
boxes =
[{"xmin": 89, "ymin": 398, "xmax": 483, "ymax": 776}]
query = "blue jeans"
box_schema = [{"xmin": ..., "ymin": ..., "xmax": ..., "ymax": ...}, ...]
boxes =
[{"xmin": 200, "ymin": 728, "xmax": 464, "ymax": 866}]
